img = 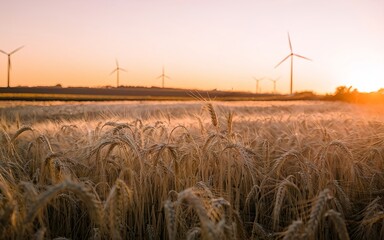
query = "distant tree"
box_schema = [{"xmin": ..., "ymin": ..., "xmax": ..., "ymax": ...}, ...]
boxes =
[
  {"xmin": 55, "ymin": 84, "xmax": 62, "ymax": 88},
  {"xmin": 331, "ymin": 86, "xmax": 384, "ymax": 103},
  {"xmin": 334, "ymin": 86, "xmax": 352, "ymax": 96},
  {"xmin": 333, "ymin": 86, "xmax": 359, "ymax": 102}
]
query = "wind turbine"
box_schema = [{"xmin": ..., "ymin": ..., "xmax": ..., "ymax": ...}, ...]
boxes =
[
  {"xmin": 269, "ymin": 77, "xmax": 280, "ymax": 94},
  {"xmin": 0, "ymin": 45, "xmax": 24, "ymax": 88},
  {"xmin": 110, "ymin": 59, "xmax": 126, "ymax": 87},
  {"xmin": 157, "ymin": 66, "xmax": 170, "ymax": 88},
  {"xmin": 253, "ymin": 77, "xmax": 264, "ymax": 94},
  {"xmin": 275, "ymin": 33, "xmax": 311, "ymax": 95}
]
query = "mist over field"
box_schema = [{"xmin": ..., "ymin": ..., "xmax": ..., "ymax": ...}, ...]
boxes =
[{"xmin": 1, "ymin": 101, "xmax": 384, "ymax": 239}]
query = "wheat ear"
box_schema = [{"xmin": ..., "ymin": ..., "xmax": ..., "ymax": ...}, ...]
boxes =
[
  {"xmin": 206, "ymin": 103, "xmax": 219, "ymax": 129},
  {"xmin": 11, "ymin": 126, "xmax": 34, "ymax": 142},
  {"xmin": 325, "ymin": 209, "xmax": 350, "ymax": 240},
  {"xmin": 282, "ymin": 220, "xmax": 305, "ymax": 240},
  {"xmin": 26, "ymin": 180, "xmax": 103, "ymax": 229},
  {"xmin": 306, "ymin": 188, "xmax": 331, "ymax": 237},
  {"xmin": 104, "ymin": 179, "xmax": 132, "ymax": 239}
]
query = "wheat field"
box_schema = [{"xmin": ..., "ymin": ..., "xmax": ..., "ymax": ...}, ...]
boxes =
[{"xmin": 0, "ymin": 100, "xmax": 383, "ymax": 239}]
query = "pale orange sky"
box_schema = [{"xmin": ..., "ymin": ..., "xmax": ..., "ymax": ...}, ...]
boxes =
[{"xmin": 0, "ymin": 0, "xmax": 383, "ymax": 93}]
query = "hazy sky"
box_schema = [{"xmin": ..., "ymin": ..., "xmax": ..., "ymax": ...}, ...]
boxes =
[{"xmin": 0, "ymin": 0, "xmax": 383, "ymax": 93}]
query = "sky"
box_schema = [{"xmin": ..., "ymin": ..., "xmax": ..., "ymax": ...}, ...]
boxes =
[{"xmin": 0, "ymin": 0, "xmax": 383, "ymax": 94}]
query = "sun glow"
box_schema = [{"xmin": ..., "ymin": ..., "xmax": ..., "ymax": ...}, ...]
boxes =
[{"xmin": 345, "ymin": 62, "xmax": 384, "ymax": 93}]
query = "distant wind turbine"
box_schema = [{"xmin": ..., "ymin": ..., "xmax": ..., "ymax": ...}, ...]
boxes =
[
  {"xmin": 275, "ymin": 33, "xmax": 311, "ymax": 95},
  {"xmin": 157, "ymin": 67, "xmax": 170, "ymax": 88},
  {"xmin": 110, "ymin": 59, "xmax": 126, "ymax": 87},
  {"xmin": 253, "ymin": 77, "xmax": 264, "ymax": 94},
  {"xmin": 0, "ymin": 45, "xmax": 24, "ymax": 88},
  {"xmin": 269, "ymin": 77, "xmax": 280, "ymax": 94}
]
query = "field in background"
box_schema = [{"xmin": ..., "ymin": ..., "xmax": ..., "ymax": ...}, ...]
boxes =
[
  {"xmin": 0, "ymin": 100, "xmax": 383, "ymax": 239},
  {"xmin": 0, "ymin": 86, "xmax": 321, "ymax": 101}
]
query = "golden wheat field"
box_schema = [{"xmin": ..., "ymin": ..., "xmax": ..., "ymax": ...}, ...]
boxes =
[{"xmin": 0, "ymin": 100, "xmax": 383, "ymax": 240}]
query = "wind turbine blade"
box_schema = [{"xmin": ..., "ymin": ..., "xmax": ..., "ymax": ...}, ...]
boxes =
[
  {"xmin": 274, "ymin": 55, "xmax": 291, "ymax": 68},
  {"xmin": 115, "ymin": 59, "xmax": 119, "ymax": 68},
  {"xmin": 294, "ymin": 54, "xmax": 312, "ymax": 61},
  {"xmin": 287, "ymin": 33, "xmax": 292, "ymax": 52},
  {"xmin": 10, "ymin": 45, "xmax": 24, "ymax": 55},
  {"xmin": 110, "ymin": 69, "xmax": 117, "ymax": 75},
  {"xmin": 120, "ymin": 68, "xmax": 127, "ymax": 72},
  {"xmin": 157, "ymin": 75, "xmax": 163, "ymax": 79},
  {"xmin": 164, "ymin": 75, "xmax": 171, "ymax": 79},
  {"xmin": 0, "ymin": 49, "xmax": 7, "ymax": 55}
]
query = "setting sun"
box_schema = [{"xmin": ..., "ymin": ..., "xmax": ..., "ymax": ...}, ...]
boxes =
[{"xmin": 345, "ymin": 61, "xmax": 384, "ymax": 92}]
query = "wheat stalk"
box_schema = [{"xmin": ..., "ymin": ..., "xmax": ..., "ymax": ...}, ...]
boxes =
[
  {"xmin": 306, "ymin": 188, "xmax": 331, "ymax": 237},
  {"xmin": 0, "ymin": 181, "xmax": 17, "ymax": 233},
  {"xmin": 226, "ymin": 111, "xmax": 234, "ymax": 136},
  {"xmin": 273, "ymin": 181, "xmax": 287, "ymax": 230},
  {"xmin": 186, "ymin": 227, "xmax": 201, "ymax": 240},
  {"xmin": 177, "ymin": 189, "xmax": 217, "ymax": 239},
  {"xmin": 104, "ymin": 179, "xmax": 132, "ymax": 239},
  {"xmin": 282, "ymin": 220, "xmax": 305, "ymax": 240},
  {"xmin": 164, "ymin": 199, "xmax": 177, "ymax": 240},
  {"xmin": 325, "ymin": 209, "xmax": 350, "ymax": 240},
  {"xmin": 251, "ymin": 219, "xmax": 267, "ymax": 239}
]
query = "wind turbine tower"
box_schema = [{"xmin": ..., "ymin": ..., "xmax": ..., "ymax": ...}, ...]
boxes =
[
  {"xmin": 269, "ymin": 77, "xmax": 280, "ymax": 94},
  {"xmin": 157, "ymin": 67, "xmax": 170, "ymax": 88},
  {"xmin": 0, "ymin": 46, "xmax": 24, "ymax": 88},
  {"xmin": 253, "ymin": 77, "xmax": 264, "ymax": 94},
  {"xmin": 275, "ymin": 33, "xmax": 311, "ymax": 95},
  {"xmin": 110, "ymin": 59, "xmax": 126, "ymax": 87}
]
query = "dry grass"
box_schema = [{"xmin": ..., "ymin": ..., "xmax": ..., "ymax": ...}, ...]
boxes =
[{"xmin": 0, "ymin": 100, "xmax": 383, "ymax": 239}]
